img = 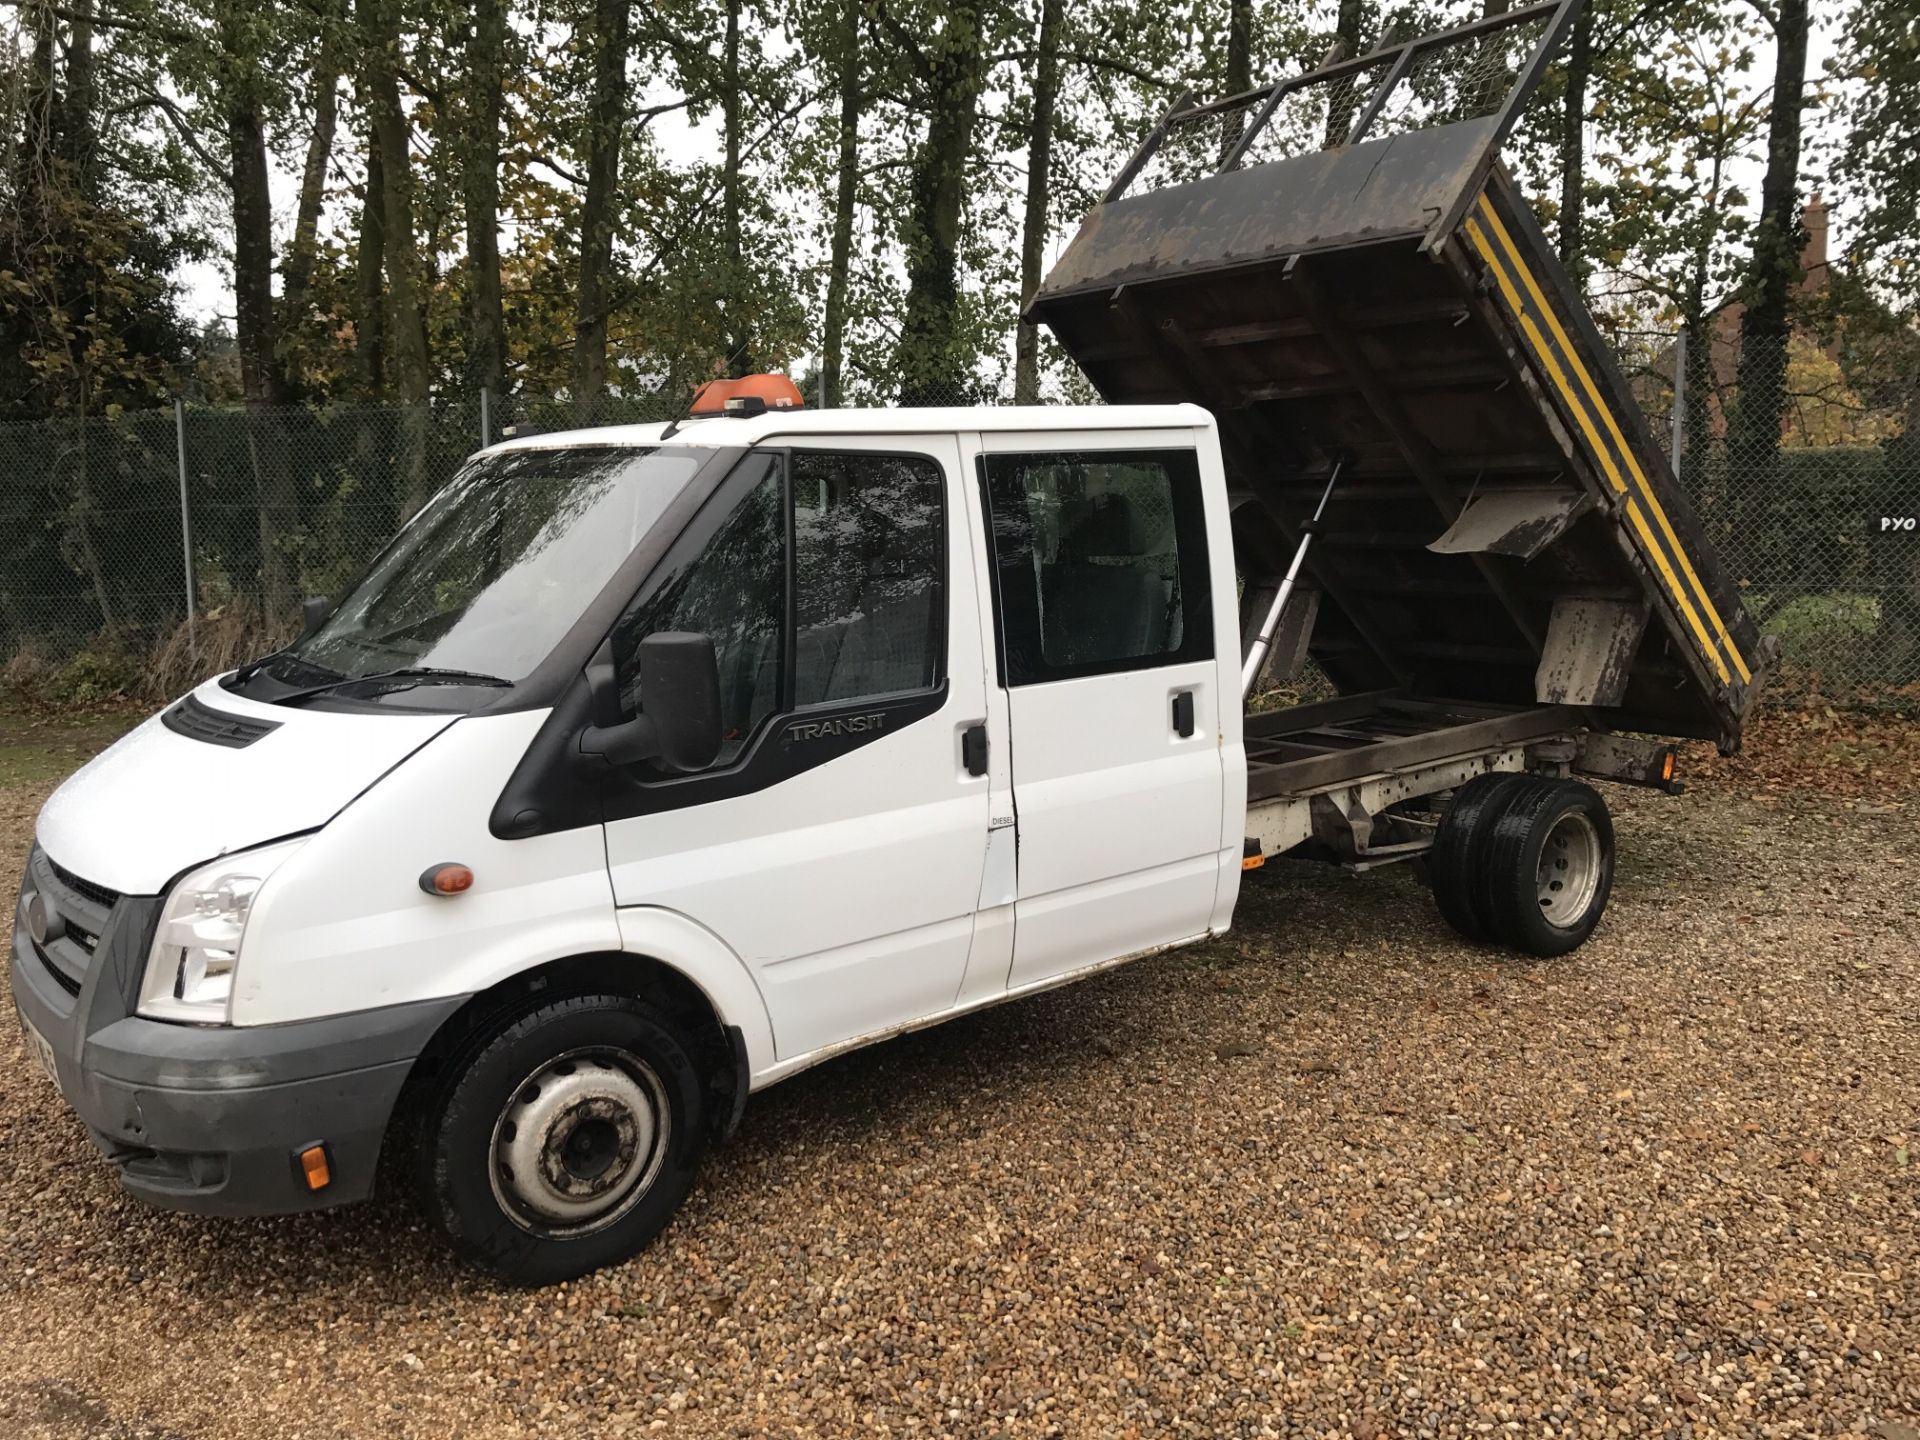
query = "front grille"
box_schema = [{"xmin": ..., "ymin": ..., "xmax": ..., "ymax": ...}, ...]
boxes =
[
  {"xmin": 26, "ymin": 846, "xmax": 118, "ymax": 992},
  {"xmin": 35, "ymin": 944, "xmax": 81, "ymax": 996},
  {"xmin": 46, "ymin": 856, "xmax": 118, "ymax": 912},
  {"xmin": 162, "ymin": 692, "xmax": 282, "ymax": 749}
]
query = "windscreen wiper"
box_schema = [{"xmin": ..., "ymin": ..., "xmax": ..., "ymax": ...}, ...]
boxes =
[{"xmin": 271, "ymin": 666, "xmax": 513, "ymax": 705}]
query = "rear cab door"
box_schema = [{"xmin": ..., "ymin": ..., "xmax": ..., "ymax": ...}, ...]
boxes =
[{"xmin": 976, "ymin": 419, "xmax": 1245, "ymax": 989}]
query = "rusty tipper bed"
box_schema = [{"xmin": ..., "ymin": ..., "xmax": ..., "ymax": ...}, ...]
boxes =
[{"xmin": 1030, "ymin": 0, "xmax": 1768, "ymax": 888}]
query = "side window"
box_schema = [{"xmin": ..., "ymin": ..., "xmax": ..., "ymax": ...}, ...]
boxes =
[
  {"xmin": 790, "ymin": 451, "xmax": 944, "ymax": 706},
  {"xmin": 980, "ymin": 448, "xmax": 1212, "ymax": 685},
  {"xmin": 611, "ymin": 449, "xmax": 945, "ymax": 769},
  {"xmin": 612, "ymin": 457, "xmax": 784, "ymax": 765}
]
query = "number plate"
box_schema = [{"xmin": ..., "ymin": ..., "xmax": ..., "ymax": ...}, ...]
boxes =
[{"xmin": 19, "ymin": 1013, "xmax": 57, "ymax": 1085}]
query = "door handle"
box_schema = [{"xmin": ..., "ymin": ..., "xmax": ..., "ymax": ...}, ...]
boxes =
[
  {"xmin": 1171, "ymin": 691, "xmax": 1195, "ymax": 738},
  {"xmin": 962, "ymin": 723, "xmax": 989, "ymax": 776}
]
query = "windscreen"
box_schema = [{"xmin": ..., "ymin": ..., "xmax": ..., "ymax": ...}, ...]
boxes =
[{"xmin": 289, "ymin": 446, "xmax": 703, "ymax": 683}]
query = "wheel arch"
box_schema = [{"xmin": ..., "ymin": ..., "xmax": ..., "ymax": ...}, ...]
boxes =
[{"xmin": 390, "ymin": 927, "xmax": 771, "ymax": 1173}]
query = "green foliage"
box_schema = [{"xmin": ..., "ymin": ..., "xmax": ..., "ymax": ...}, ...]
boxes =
[{"xmin": 42, "ymin": 646, "xmax": 144, "ymax": 703}]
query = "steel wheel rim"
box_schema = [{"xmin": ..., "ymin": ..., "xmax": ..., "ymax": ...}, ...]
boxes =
[
  {"xmin": 489, "ymin": 1046, "xmax": 670, "ymax": 1238},
  {"xmin": 1535, "ymin": 810, "xmax": 1601, "ymax": 927}
]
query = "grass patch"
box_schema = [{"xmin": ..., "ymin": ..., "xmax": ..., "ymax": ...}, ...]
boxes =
[{"xmin": 0, "ymin": 706, "xmax": 142, "ymax": 788}]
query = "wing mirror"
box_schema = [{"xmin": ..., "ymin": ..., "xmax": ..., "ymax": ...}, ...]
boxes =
[{"xmin": 580, "ymin": 632, "xmax": 723, "ymax": 773}]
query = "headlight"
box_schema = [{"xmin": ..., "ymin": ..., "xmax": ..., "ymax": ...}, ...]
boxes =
[{"xmin": 139, "ymin": 838, "xmax": 306, "ymax": 1024}]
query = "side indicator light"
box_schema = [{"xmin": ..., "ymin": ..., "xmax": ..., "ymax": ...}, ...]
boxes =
[
  {"xmin": 1660, "ymin": 750, "xmax": 1677, "ymax": 783},
  {"xmin": 296, "ymin": 1142, "xmax": 332, "ymax": 1192},
  {"xmin": 1242, "ymin": 854, "xmax": 1265, "ymax": 871},
  {"xmin": 419, "ymin": 863, "xmax": 475, "ymax": 897}
]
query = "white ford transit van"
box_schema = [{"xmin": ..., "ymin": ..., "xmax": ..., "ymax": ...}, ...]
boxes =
[
  {"xmin": 17, "ymin": 376, "xmax": 1704, "ymax": 1282},
  {"xmin": 14, "ymin": 398, "xmax": 1260, "ymax": 1283}
]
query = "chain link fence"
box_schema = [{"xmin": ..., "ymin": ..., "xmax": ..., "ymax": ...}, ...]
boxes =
[
  {"xmin": 1, "ymin": 372, "xmax": 1915, "ymax": 702},
  {"xmin": 1615, "ymin": 327, "xmax": 1920, "ymax": 699}
]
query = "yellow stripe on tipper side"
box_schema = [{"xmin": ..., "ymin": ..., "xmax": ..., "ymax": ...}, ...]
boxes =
[
  {"xmin": 1462, "ymin": 215, "xmax": 1733, "ymax": 686},
  {"xmin": 1474, "ymin": 196, "xmax": 1751, "ymax": 685}
]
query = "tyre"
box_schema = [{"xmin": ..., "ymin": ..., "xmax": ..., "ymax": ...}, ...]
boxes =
[
  {"xmin": 1428, "ymin": 772, "xmax": 1532, "ymax": 942},
  {"xmin": 1480, "ymin": 779, "xmax": 1615, "ymax": 957},
  {"xmin": 414, "ymin": 993, "xmax": 707, "ymax": 1286}
]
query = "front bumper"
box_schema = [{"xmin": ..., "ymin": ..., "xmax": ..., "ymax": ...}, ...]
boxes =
[{"xmin": 12, "ymin": 848, "xmax": 464, "ymax": 1216}]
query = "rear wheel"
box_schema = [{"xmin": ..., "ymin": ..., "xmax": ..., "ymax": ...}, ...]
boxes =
[
  {"xmin": 1480, "ymin": 779, "xmax": 1615, "ymax": 956},
  {"xmin": 1428, "ymin": 772, "xmax": 1530, "ymax": 942},
  {"xmin": 414, "ymin": 993, "xmax": 707, "ymax": 1286}
]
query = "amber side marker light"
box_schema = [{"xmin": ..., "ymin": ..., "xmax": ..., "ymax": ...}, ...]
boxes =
[
  {"xmin": 1661, "ymin": 750, "xmax": 1677, "ymax": 784},
  {"xmin": 419, "ymin": 863, "xmax": 475, "ymax": 897},
  {"xmin": 295, "ymin": 1142, "xmax": 332, "ymax": 1192},
  {"xmin": 1241, "ymin": 838, "xmax": 1265, "ymax": 871}
]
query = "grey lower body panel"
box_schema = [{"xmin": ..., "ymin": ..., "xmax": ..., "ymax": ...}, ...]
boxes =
[{"xmin": 11, "ymin": 899, "xmax": 465, "ymax": 1217}]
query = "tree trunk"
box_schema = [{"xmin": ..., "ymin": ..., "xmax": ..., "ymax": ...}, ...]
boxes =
[
  {"xmin": 462, "ymin": 0, "xmax": 508, "ymax": 398},
  {"xmin": 1013, "ymin": 0, "xmax": 1062, "ymax": 405},
  {"xmin": 819, "ymin": 0, "xmax": 861, "ymax": 408},
  {"xmin": 1556, "ymin": 0, "xmax": 1591, "ymax": 276},
  {"xmin": 282, "ymin": 49, "xmax": 339, "ymax": 344},
  {"xmin": 721, "ymin": 0, "xmax": 751, "ymax": 376},
  {"xmin": 360, "ymin": 0, "xmax": 432, "ymax": 513},
  {"xmin": 1325, "ymin": 0, "xmax": 1370, "ymax": 146},
  {"xmin": 19, "ymin": 7, "xmax": 55, "ymax": 203},
  {"xmin": 56, "ymin": 0, "xmax": 96, "ymax": 186},
  {"xmin": 1726, "ymin": 0, "xmax": 1809, "ymax": 486},
  {"xmin": 1679, "ymin": 145, "xmax": 1728, "ymax": 527},
  {"xmin": 896, "ymin": 1, "xmax": 991, "ymax": 405},
  {"xmin": 1219, "ymin": 0, "xmax": 1252, "ymax": 157},
  {"xmin": 1226, "ymin": 0, "xmax": 1252, "ymax": 92},
  {"xmin": 223, "ymin": 23, "xmax": 299, "ymax": 614},
  {"xmin": 572, "ymin": 0, "xmax": 630, "ymax": 416},
  {"xmin": 353, "ymin": 130, "xmax": 387, "ymax": 395}
]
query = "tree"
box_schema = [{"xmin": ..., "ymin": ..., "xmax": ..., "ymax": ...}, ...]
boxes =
[
  {"xmin": 1830, "ymin": 0, "xmax": 1920, "ymax": 434},
  {"xmin": 1725, "ymin": 0, "xmax": 1808, "ymax": 476},
  {"xmin": 457, "ymin": 0, "xmax": 508, "ymax": 398},
  {"xmin": 1012, "ymin": 0, "xmax": 1062, "ymax": 404},
  {"xmin": 817, "ymin": 0, "xmax": 862, "ymax": 407},
  {"xmin": 876, "ymin": 0, "xmax": 996, "ymax": 404},
  {"xmin": 571, "ymin": 0, "xmax": 629, "ymax": 413},
  {"xmin": 358, "ymin": 0, "xmax": 432, "ymax": 514},
  {"xmin": 281, "ymin": 24, "xmax": 341, "ymax": 356}
]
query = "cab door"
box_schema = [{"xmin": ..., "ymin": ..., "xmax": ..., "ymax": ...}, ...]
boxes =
[
  {"xmin": 601, "ymin": 438, "xmax": 994, "ymax": 1059},
  {"xmin": 977, "ymin": 430, "xmax": 1238, "ymax": 989}
]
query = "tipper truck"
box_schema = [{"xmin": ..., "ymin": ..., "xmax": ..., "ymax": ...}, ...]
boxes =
[{"xmin": 11, "ymin": 0, "xmax": 1763, "ymax": 1284}]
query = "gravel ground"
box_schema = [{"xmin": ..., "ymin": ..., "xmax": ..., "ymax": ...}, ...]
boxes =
[{"xmin": 0, "ymin": 712, "xmax": 1915, "ymax": 1439}]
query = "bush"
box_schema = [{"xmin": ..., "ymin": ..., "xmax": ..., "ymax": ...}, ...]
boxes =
[{"xmin": 44, "ymin": 648, "xmax": 145, "ymax": 703}]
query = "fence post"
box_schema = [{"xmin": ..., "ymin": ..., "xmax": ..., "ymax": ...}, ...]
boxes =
[
  {"xmin": 173, "ymin": 398, "xmax": 197, "ymax": 663},
  {"xmin": 479, "ymin": 386, "xmax": 492, "ymax": 450},
  {"xmin": 1670, "ymin": 328, "xmax": 1687, "ymax": 475}
]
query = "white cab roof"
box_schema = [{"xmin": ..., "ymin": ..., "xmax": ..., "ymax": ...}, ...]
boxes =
[{"xmin": 485, "ymin": 404, "xmax": 1215, "ymax": 455}]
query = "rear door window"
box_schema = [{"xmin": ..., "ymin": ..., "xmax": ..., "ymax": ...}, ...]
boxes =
[{"xmin": 979, "ymin": 449, "xmax": 1212, "ymax": 685}]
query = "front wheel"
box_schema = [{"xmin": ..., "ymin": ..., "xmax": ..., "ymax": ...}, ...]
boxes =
[{"xmin": 414, "ymin": 993, "xmax": 707, "ymax": 1286}]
